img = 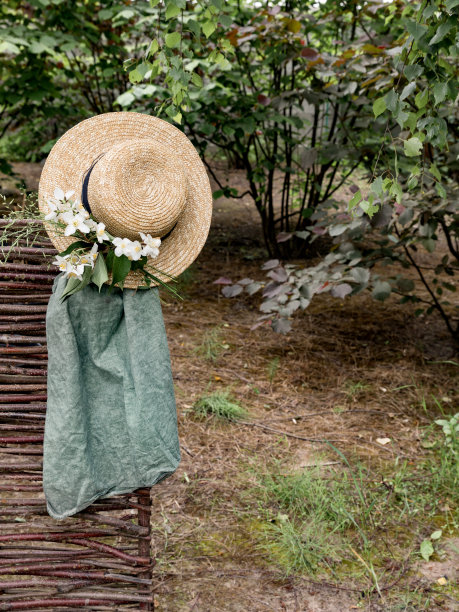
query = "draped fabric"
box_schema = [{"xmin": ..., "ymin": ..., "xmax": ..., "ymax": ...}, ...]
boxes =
[{"xmin": 43, "ymin": 274, "xmax": 180, "ymax": 519}]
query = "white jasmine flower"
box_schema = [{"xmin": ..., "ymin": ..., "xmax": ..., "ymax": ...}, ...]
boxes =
[
  {"xmin": 140, "ymin": 232, "xmax": 161, "ymax": 258},
  {"xmin": 85, "ymin": 218, "xmax": 98, "ymax": 231},
  {"xmin": 90, "ymin": 243, "xmax": 99, "ymax": 263},
  {"xmin": 96, "ymin": 223, "xmax": 109, "ymax": 243},
  {"xmin": 61, "ymin": 211, "xmax": 91, "ymax": 236},
  {"xmin": 54, "ymin": 187, "xmax": 75, "ymax": 202},
  {"xmin": 54, "ymin": 187, "xmax": 65, "ymax": 201},
  {"xmin": 75, "ymin": 200, "xmax": 89, "ymax": 216},
  {"xmin": 66, "ymin": 253, "xmax": 87, "ymax": 279},
  {"xmin": 113, "ymin": 237, "xmax": 133, "ymax": 258},
  {"xmin": 52, "ymin": 253, "xmax": 86, "ymax": 279},
  {"xmin": 52, "ymin": 255, "xmax": 70, "ymax": 273},
  {"xmin": 44, "ymin": 201, "xmax": 59, "ymax": 222},
  {"xmin": 128, "ymin": 240, "xmax": 143, "ymax": 261},
  {"xmin": 66, "ymin": 263, "xmax": 86, "ymax": 280},
  {"xmin": 141, "ymin": 244, "xmax": 160, "ymax": 258},
  {"xmin": 79, "ymin": 244, "xmax": 98, "ymax": 268},
  {"xmin": 140, "ymin": 232, "xmax": 161, "ymax": 248}
]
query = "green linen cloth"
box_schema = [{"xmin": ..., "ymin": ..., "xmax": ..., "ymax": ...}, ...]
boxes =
[{"xmin": 43, "ymin": 273, "xmax": 181, "ymax": 519}]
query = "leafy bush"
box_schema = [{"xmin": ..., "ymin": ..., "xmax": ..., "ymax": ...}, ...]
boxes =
[
  {"xmin": 0, "ymin": 0, "xmax": 148, "ymax": 159},
  {"xmin": 220, "ymin": 0, "xmax": 459, "ymax": 343},
  {"xmin": 221, "ymin": 190, "xmax": 459, "ymax": 342},
  {"xmin": 183, "ymin": 1, "xmax": 382, "ymax": 257}
]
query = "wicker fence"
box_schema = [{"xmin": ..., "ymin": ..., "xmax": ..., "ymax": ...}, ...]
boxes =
[{"xmin": 0, "ymin": 221, "xmax": 154, "ymax": 610}]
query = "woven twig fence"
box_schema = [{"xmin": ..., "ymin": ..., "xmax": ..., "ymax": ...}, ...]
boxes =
[{"xmin": 0, "ymin": 220, "xmax": 154, "ymax": 610}]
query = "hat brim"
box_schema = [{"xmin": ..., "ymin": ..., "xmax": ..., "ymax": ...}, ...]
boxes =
[{"xmin": 38, "ymin": 112, "xmax": 212, "ymax": 289}]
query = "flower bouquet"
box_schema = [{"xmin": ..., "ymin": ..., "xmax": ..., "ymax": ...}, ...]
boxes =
[{"xmin": 1, "ymin": 189, "xmax": 184, "ymax": 303}]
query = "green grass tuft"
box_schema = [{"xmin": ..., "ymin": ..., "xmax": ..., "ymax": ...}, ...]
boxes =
[
  {"xmin": 192, "ymin": 324, "xmax": 228, "ymax": 363},
  {"xmin": 192, "ymin": 388, "xmax": 248, "ymax": 422}
]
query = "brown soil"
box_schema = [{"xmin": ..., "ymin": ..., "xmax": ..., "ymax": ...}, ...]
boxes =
[{"xmin": 2, "ymin": 161, "xmax": 458, "ymax": 611}]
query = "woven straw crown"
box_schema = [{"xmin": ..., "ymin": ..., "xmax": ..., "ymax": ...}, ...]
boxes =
[{"xmin": 38, "ymin": 112, "xmax": 213, "ymax": 289}]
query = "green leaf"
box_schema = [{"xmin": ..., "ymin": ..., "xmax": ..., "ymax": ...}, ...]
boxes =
[
  {"xmin": 404, "ymin": 65, "xmax": 423, "ymax": 81},
  {"xmin": 404, "ymin": 137, "xmax": 423, "ymax": 157},
  {"xmin": 373, "ymin": 97, "xmax": 386, "ymax": 118},
  {"xmin": 105, "ymin": 249, "xmax": 115, "ymax": 272},
  {"xmin": 130, "ymin": 256, "xmax": 148, "ymax": 271},
  {"xmin": 370, "ymin": 176, "xmax": 384, "ymax": 198},
  {"xmin": 165, "ymin": 4, "xmax": 181, "ymax": 19},
  {"xmin": 429, "ymin": 164, "xmax": 441, "ymax": 181},
  {"xmin": 91, "ymin": 253, "xmax": 108, "ymax": 292},
  {"xmin": 146, "ymin": 39, "xmax": 159, "ymax": 58},
  {"xmin": 165, "ymin": 32, "xmax": 181, "ymax": 48},
  {"xmin": 420, "ymin": 539, "xmax": 434, "ymax": 561},
  {"xmin": 202, "ymin": 20, "xmax": 216, "ymax": 38},
  {"xmin": 433, "ymin": 82, "xmax": 448, "ymax": 105},
  {"xmin": 220, "ymin": 14, "xmax": 233, "ymax": 28},
  {"xmin": 446, "ymin": 0, "xmax": 459, "ymax": 9},
  {"xmin": 415, "ymin": 89, "xmax": 428, "ymax": 109},
  {"xmin": 372, "ymin": 280, "xmax": 391, "ymax": 301},
  {"xmin": 60, "ymin": 266, "xmax": 93, "ymax": 302},
  {"xmin": 429, "ymin": 21, "xmax": 453, "ymax": 45},
  {"xmin": 98, "ymin": 8, "xmax": 114, "ymax": 19},
  {"xmin": 436, "ymin": 182, "xmax": 447, "ymax": 199},
  {"xmin": 348, "ymin": 190, "xmax": 362, "ymax": 211},
  {"xmin": 359, "ymin": 200, "xmax": 379, "ymax": 217},
  {"xmin": 187, "ymin": 19, "xmax": 201, "ymax": 38},
  {"xmin": 128, "ymin": 62, "xmax": 149, "ymax": 84},
  {"xmin": 422, "ymin": 238, "xmax": 436, "ymax": 253},
  {"xmin": 400, "ymin": 82, "xmax": 416, "ymax": 101},
  {"xmin": 116, "ymin": 91, "xmax": 135, "ymax": 107},
  {"xmin": 60, "ymin": 277, "xmax": 83, "ymax": 302},
  {"xmin": 191, "ymin": 71, "xmax": 203, "ymax": 88},
  {"xmin": 165, "ymin": 105, "xmax": 182, "ymax": 123},
  {"xmin": 431, "ymin": 530, "xmax": 442, "ymax": 540},
  {"xmin": 58, "ymin": 240, "xmax": 91, "ymax": 257},
  {"xmin": 395, "ymin": 107, "xmax": 409, "ymax": 129},
  {"xmin": 396, "ymin": 277, "xmax": 415, "ymax": 292},
  {"xmin": 390, "ymin": 181, "xmax": 403, "ymax": 204},
  {"xmin": 405, "ymin": 20, "xmax": 428, "ymax": 42},
  {"xmin": 111, "ymin": 254, "xmax": 132, "ymax": 289},
  {"xmin": 384, "ymin": 89, "xmax": 398, "ymax": 112}
]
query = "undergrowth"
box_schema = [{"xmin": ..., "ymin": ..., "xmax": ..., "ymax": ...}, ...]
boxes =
[
  {"xmin": 192, "ymin": 387, "xmax": 249, "ymax": 422},
  {"xmin": 242, "ymin": 403, "xmax": 458, "ymax": 600}
]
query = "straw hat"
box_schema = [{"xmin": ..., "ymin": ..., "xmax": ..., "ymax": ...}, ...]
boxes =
[{"xmin": 38, "ymin": 112, "xmax": 212, "ymax": 288}]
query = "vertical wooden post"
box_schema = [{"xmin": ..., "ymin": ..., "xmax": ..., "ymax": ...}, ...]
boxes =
[{"xmin": 137, "ymin": 487, "xmax": 154, "ymax": 611}]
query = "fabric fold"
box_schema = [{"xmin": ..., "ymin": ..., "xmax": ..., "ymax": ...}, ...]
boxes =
[{"xmin": 43, "ymin": 274, "xmax": 180, "ymax": 519}]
